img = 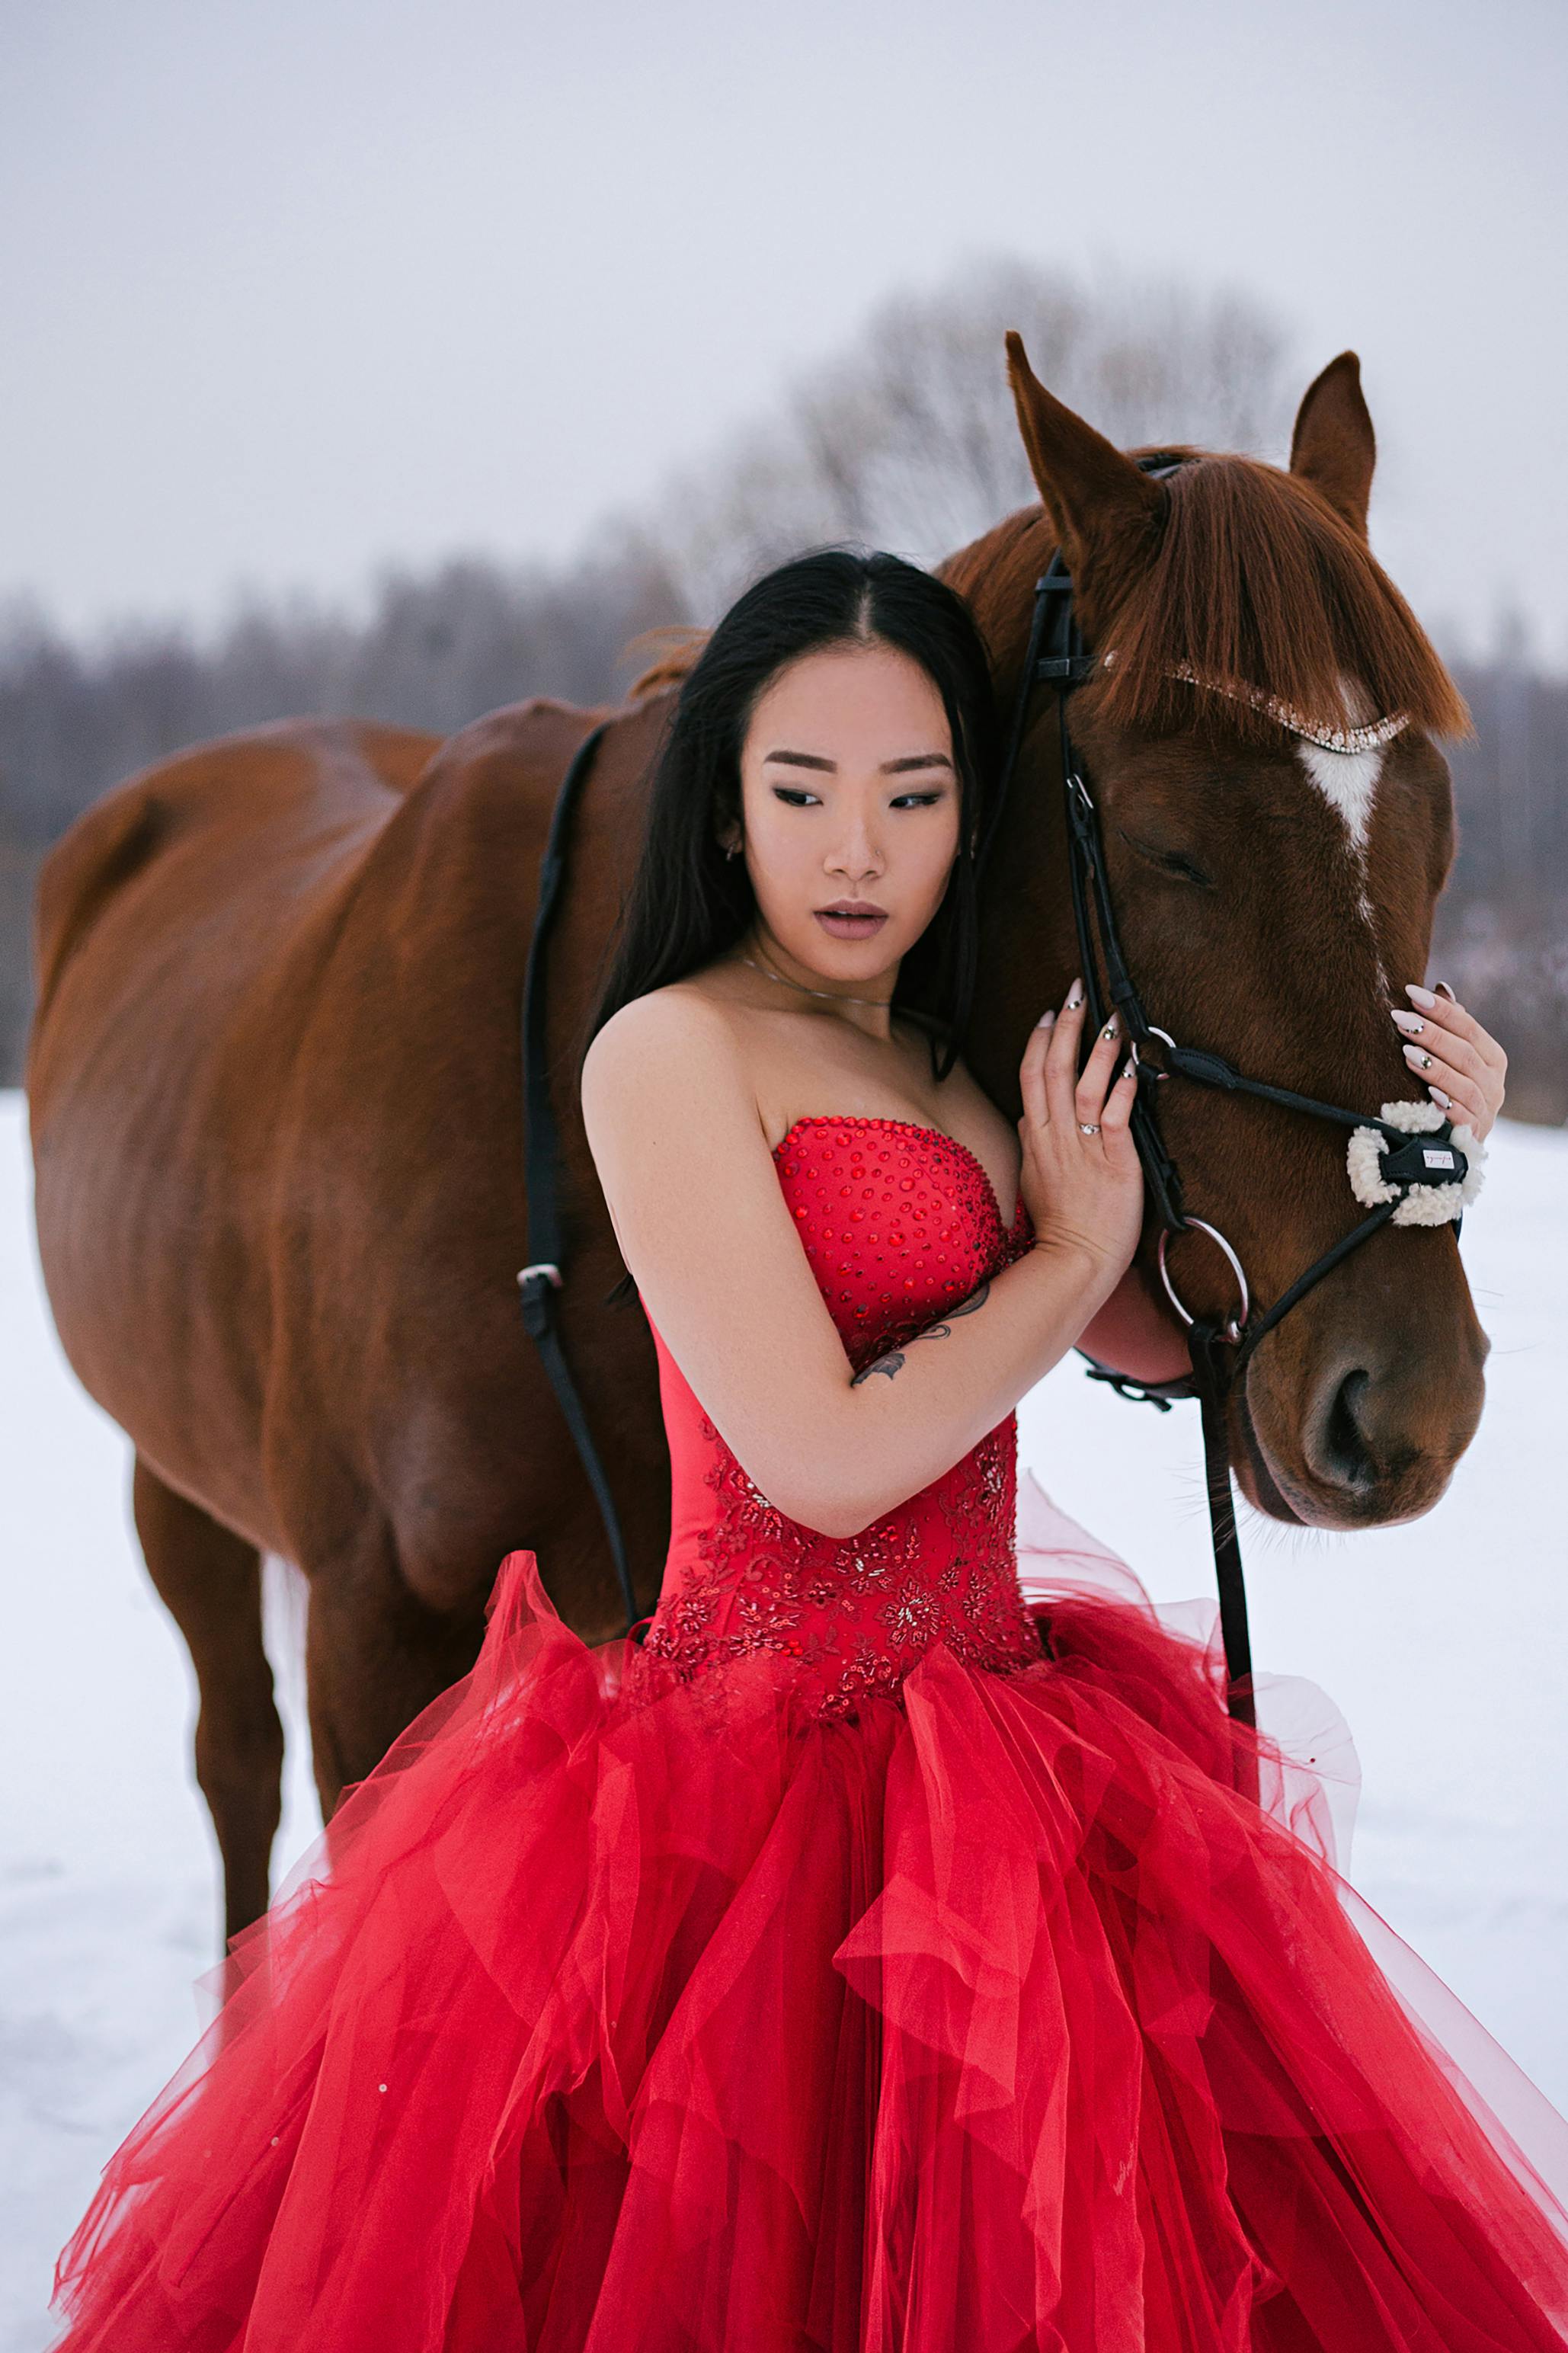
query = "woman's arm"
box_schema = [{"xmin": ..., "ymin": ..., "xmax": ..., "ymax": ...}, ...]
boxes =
[
  {"xmin": 1075, "ymin": 1261, "xmax": 1192, "ymax": 1385},
  {"xmin": 581, "ymin": 988, "xmax": 1142, "ymax": 1540}
]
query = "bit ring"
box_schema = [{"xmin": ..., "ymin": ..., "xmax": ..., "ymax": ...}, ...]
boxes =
[
  {"xmin": 1157, "ymin": 1218, "xmax": 1250, "ymax": 1343},
  {"xmin": 1078, "ymin": 1121, "xmax": 1101, "ymax": 1135}
]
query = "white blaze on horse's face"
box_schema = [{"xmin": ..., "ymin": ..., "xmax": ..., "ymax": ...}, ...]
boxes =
[
  {"xmin": 1161, "ymin": 661, "xmax": 1406, "ymax": 985},
  {"xmin": 1294, "ymin": 729, "xmax": 1390, "ymax": 991},
  {"xmin": 1290, "ymin": 674, "xmax": 1394, "ymax": 856},
  {"xmin": 1294, "ymin": 737, "xmax": 1386, "ymax": 858}
]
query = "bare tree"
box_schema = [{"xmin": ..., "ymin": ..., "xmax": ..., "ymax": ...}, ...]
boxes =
[{"xmin": 646, "ymin": 256, "xmax": 1294, "ymax": 618}]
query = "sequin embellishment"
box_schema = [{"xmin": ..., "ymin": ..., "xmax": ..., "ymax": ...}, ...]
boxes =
[{"xmin": 633, "ymin": 1117, "xmax": 1043, "ymax": 1720}]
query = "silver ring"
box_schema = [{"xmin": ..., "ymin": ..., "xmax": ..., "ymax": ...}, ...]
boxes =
[
  {"xmin": 1078, "ymin": 1121, "xmax": 1101, "ymax": 1135},
  {"xmin": 1129, "ymin": 1029, "xmax": 1173, "ymax": 1083},
  {"xmin": 1157, "ymin": 1219, "xmax": 1250, "ymax": 1343}
]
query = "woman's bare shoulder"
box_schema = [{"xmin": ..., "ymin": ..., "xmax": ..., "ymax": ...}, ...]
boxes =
[{"xmin": 581, "ymin": 981, "xmax": 760, "ymax": 1165}]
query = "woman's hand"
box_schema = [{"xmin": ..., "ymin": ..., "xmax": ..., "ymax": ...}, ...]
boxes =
[
  {"xmin": 1017, "ymin": 979, "xmax": 1144, "ymax": 1293},
  {"xmin": 1390, "ymin": 982, "xmax": 1507, "ymax": 1140}
]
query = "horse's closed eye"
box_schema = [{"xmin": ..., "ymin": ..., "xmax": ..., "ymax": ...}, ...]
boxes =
[{"xmin": 1118, "ymin": 829, "xmax": 1215, "ymax": 890}]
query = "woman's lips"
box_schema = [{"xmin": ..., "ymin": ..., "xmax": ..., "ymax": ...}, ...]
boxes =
[{"xmin": 814, "ymin": 909, "xmax": 888, "ymax": 940}]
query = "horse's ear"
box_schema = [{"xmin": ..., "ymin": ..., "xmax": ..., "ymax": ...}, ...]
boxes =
[
  {"xmin": 1289, "ymin": 352, "xmax": 1376, "ymax": 538},
  {"xmin": 1003, "ymin": 330, "xmax": 1164, "ymax": 586}
]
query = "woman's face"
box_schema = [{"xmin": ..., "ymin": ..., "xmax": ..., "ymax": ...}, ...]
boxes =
[{"xmin": 727, "ymin": 639, "xmax": 963, "ymax": 989}]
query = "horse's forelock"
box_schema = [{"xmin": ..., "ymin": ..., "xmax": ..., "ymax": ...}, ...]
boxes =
[{"xmin": 1099, "ymin": 454, "xmax": 1470, "ymax": 748}]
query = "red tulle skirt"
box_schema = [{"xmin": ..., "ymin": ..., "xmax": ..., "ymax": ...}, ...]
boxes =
[{"xmin": 49, "ymin": 1485, "xmax": 1568, "ymax": 2351}]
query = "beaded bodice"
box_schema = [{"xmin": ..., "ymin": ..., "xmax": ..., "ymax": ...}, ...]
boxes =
[{"xmin": 630, "ymin": 1115, "xmax": 1043, "ymax": 1720}]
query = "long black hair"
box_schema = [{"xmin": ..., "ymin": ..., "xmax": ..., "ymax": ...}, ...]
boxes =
[{"xmin": 581, "ymin": 546, "xmax": 1000, "ymax": 1090}]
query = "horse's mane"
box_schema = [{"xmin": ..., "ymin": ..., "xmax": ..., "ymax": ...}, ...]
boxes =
[
  {"xmin": 624, "ymin": 450, "xmax": 1467, "ymax": 745},
  {"xmin": 1086, "ymin": 450, "xmax": 1467, "ymax": 744},
  {"xmin": 623, "ymin": 625, "xmax": 709, "ymax": 700}
]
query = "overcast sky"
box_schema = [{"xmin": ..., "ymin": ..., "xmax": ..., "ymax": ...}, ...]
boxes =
[{"xmin": 2, "ymin": 0, "xmax": 1563, "ymax": 657}]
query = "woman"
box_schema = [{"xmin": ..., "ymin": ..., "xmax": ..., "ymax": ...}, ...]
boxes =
[{"xmin": 50, "ymin": 551, "xmax": 1560, "ymax": 2353}]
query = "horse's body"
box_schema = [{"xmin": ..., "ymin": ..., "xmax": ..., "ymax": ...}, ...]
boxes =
[
  {"xmin": 27, "ymin": 350, "xmax": 1485, "ymax": 1941},
  {"xmin": 27, "ymin": 703, "xmax": 677, "ymax": 1929}
]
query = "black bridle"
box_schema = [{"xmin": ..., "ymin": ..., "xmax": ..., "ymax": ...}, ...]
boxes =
[{"xmin": 979, "ymin": 456, "xmax": 1474, "ymax": 1757}]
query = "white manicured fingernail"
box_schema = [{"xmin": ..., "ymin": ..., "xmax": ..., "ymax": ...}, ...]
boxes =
[
  {"xmin": 1035, "ymin": 1009, "xmax": 1055, "ymax": 1029},
  {"xmin": 1390, "ymin": 1008, "xmax": 1425, "ymax": 1035},
  {"xmin": 1064, "ymin": 978, "xmax": 1084, "ymax": 1010},
  {"xmin": 1403, "ymin": 1043, "xmax": 1435, "ymax": 1069},
  {"xmin": 1429, "ymin": 1085, "xmax": 1451, "ymax": 1108},
  {"xmin": 1435, "ymin": 981, "xmax": 1458, "ymax": 1004},
  {"xmin": 1406, "ymin": 984, "xmax": 1438, "ymax": 1010},
  {"xmin": 1101, "ymin": 1016, "xmax": 1119, "ymax": 1039}
]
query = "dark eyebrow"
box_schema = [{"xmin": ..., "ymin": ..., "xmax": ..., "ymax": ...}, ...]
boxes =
[{"xmin": 761, "ymin": 750, "xmax": 955, "ymax": 774}]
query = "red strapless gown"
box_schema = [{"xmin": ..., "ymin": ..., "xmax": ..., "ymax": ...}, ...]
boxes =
[{"xmin": 49, "ymin": 1115, "xmax": 1568, "ymax": 2350}]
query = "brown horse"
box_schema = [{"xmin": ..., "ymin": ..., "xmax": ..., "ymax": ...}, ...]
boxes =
[{"xmin": 26, "ymin": 342, "xmax": 1483, "ymax": 1945}]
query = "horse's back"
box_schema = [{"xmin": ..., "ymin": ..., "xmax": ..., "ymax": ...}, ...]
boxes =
[{"xmin": 29, "ymin": 717, "xmax": 440, "ymax": 1049}]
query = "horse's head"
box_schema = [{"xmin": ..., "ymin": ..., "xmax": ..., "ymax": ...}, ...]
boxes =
[{"xmin": 956, "ymin": 340, "xmax": 1486, "ymax": 1532}]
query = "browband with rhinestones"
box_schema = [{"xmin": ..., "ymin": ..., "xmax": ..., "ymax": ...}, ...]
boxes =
[
  {"xmin": 1166, "ymin": 662, "xmax": 1411, "ymax": 754},
  {"xmin": 1099, "ymin": 648, "xmax": 1411, "ymax": 754}
]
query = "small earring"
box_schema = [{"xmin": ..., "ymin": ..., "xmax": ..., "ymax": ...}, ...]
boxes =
[{"xmin": 724, "ymin": 843, "xmax": 739, "ymax": 861}]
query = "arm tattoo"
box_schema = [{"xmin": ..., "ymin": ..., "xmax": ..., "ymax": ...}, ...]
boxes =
[{"xmin": 849, "ymin": 1277, "xmax": 991, "ymax": 1385}]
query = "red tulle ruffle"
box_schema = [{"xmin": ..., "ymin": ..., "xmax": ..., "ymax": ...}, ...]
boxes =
[{"xmin": 48, "ymin": 1480, "xmax": 1568, "ymax": 2351}]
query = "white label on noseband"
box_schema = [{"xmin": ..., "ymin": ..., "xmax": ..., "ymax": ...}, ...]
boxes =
[{"xmin": 1346, "ymin": 1100, "xmax": 1486, "ymax": 1226}]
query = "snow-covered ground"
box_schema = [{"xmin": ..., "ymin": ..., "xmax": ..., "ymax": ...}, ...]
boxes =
[{"xmin": 2, "ymin": 1089, "xmax": 1565, "ymax": 2345}]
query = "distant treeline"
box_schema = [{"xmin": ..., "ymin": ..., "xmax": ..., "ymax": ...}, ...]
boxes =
[
  {"xmin": 0, "ymin": 536, "xmax": 683, "ymax": 1092},
  {"xmin": 1432, "ymin": 656, "xmax": 1566, "ymax": 1122},
  {"xmin": 3, "ymin": 257, "xmax": 1563, "ymax": 1118},
  {"xmin": 2, "ymin": 559, "xmax": 1561, "ymax": 1120}
]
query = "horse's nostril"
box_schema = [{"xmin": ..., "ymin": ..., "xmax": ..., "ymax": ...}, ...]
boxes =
[
  {"xmin": 1320, "ymin": 1368, "xmax": 1378, "ymax": 1493},
  {"xmin": 1262, "ymin": 1315, "xmax": 1486, "ymax": 1527}
]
